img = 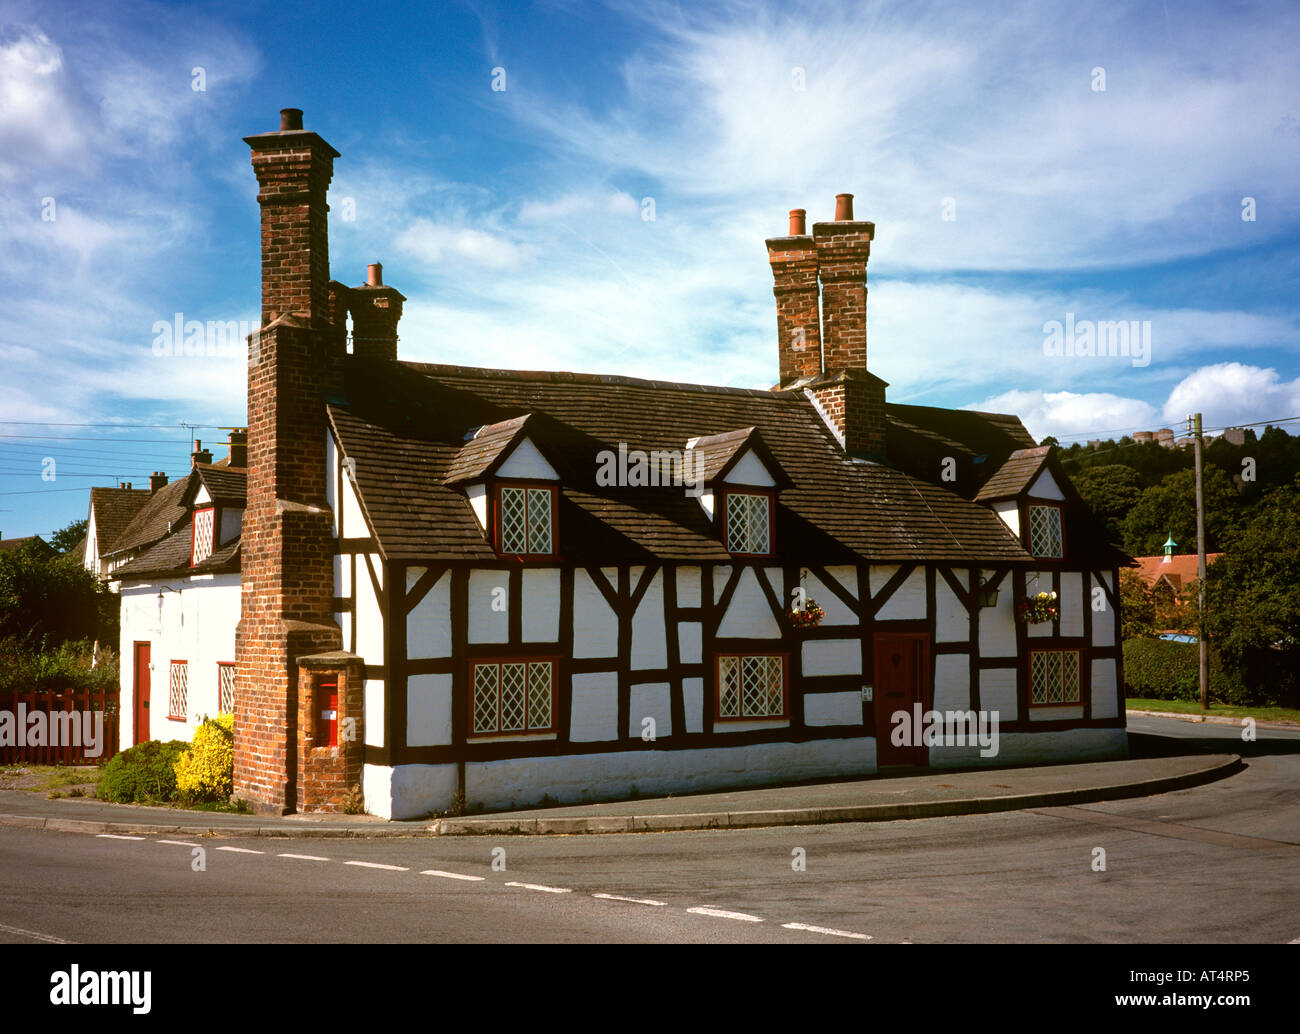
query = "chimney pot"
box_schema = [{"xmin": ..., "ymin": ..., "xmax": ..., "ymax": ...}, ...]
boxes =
[
  {"xmin": 788, "ymin": 209, "xmax": 807, "ymax": 236},
  {"xmin": 367, "ymin": 262, "xmax": 382, "ymax": 287},
  {"xmin": 280, "ymin": 108, "xmax": 304, "ymax": 131},
  {"xmin": 835, "ymin": 193, "xmax": 854, "ymax": 220},
  {"xmin": 119, "ymin": 482, "xmax": 126, "ymax": 490}
]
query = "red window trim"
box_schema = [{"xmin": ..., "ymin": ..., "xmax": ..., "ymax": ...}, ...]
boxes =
[
  {"xmin": 216, "ymin": 661, "xmax": 236, "ymax": 714},
  {"xmin": 713, "ymin": 652, "xmax": 789, "ymax": 722},
  {"xmin": 467, "ymin": 656, "xmax": 559, "ymax": 738},
  {"xmin": 1027, "ymin": 647, "xmax": 1082, "ymax": 707},
  {"xmin": 190, "ymin": 506, "xmax": 217, "ymax": 567},
  {"xmin": 1022, "ymin": 500, "xmax": 1066, "ymax": 560},
  {"xmin": 167, "ymin": 659, "xmax": 188, "ymax": 721},
  {"xmin": 719, "ymin": 487, "xmax": 776, "ymax": 557},
  {"xmin": 492, "ymin": 481, "xmax": 559, "ymax": 560}
]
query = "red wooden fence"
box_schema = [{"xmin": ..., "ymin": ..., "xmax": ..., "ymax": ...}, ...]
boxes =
[{"xmin": 0, "ymin": 687, "xmax": 120, "ymax": 766}]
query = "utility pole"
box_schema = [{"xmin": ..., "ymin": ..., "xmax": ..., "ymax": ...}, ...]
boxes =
[{"xmin": 1188, "ymin": 412, "xmax": 1209, "ymax": 711}]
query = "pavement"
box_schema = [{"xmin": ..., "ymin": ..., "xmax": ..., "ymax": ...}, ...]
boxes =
[{"xmin": 0, "ymin": 721, "xmax": 1244, "ymax": 838}]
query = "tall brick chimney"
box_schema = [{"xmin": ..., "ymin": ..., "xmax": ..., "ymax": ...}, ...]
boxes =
[
  {"xmin": 769, "ymin": 194, "xmax": 889, "ymax": 462},
  {"xmin": 813, "ymin": 193, "xmax": 873, "ymax": 371},
  {"xmin": 191, "ymin": 439, "xmax": 212, "ymax": 468},
  {"xmin": 765, "ymin": 209, "xmax": 822, "ymax": 386},
  {"xmin": 235, "ymin": 109, "xmax": 345, "ymax": 815},
  {"xmin": 149, "ymin": 471, "xmax": 168, "ymax": 494},
  {"xmin": 349, "ymin": 262, "xmax": 406, "ymax": 362},
  {"xmin": 243, "ymin": 108, "xmax": 340, "ymax": 328}
]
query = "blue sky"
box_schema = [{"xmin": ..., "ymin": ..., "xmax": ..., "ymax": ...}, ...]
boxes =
[{"xmin": 2, "ymin": 0, "xmax": 1298, "ymax": 539}]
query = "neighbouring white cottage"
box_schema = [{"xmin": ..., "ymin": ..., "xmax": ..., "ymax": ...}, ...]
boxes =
[
  {"xmin": 123, "ymin": 108, "xmax": 1130, "ymax": 818},
  {"xmin": 113, "ymin": 442, "xmax": 245, "ymax": 747}
]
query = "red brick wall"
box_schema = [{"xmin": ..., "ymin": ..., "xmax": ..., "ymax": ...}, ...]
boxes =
[
  {"xmin": 812, "ymin": 221, "xmax": 873, "ymax": 372},
  {"xmin": 812, "ymin": 374, "xmax": 887, "ymax": 458},
  {"xmin": 235, "ymin": 119, "xmax": 344, "ymax": 814},
  {"xmin": 765, "ymin": 236, "xmax": 822, "ymax": 384}
]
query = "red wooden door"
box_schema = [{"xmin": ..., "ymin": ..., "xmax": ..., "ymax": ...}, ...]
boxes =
[
  {"xmin": 873, "ymin": 632, "xmax": 929, "ymax": 766},
  {"xmin": 133, "ymin": 641, "xmax": 151, "ymax": 744}
]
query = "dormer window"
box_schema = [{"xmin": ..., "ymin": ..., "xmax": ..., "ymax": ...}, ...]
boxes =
[
  {"xmin": 191, "ymin": 507, "xmax": 215, "ymax": 565},
  {"xmin": 723, "ymin": 490, "xmax": 773, "ymax": 555},
  {"xmin": 1027, "ymin": 504, "xmax": 1064, "ymax": 558},
  {"xmin": 496, "ymin": 483, "xmax": 556, "ymax": 558},
  {"xmin": 683, "ymin": 427, "xmax": 791, "ymax": 559},
  {"xmin": 445, "ymin": 414, "xmax": 562, "ymax": 560}
]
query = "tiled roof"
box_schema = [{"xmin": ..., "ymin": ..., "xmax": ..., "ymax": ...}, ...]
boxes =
[
  {"xmin": 685, "ymin": 427, "xmax": 790, "ymax": 488},
  {"xmin": 195, "ymin": 463, "xmax": 247, "ymax": 504},
  {"xmin": 327, "ymin": 359, "xmax": 1039, "ymax": 564},
  {"xmin": 1132, "ymin": 553, "xmax": 1223, "ymax": 589},
  {"xmin": 88, "ymin": 486, "xmax": 151, "ymax": 552},
  {"xmin": 104, "ymin": 477, "xmax": 191, "ymax": 557},
  {"xmin": 974, "ymin": 447, "xmax": 1052, "ymax": 501},
  {"xmin": 0, "ymin": 534, "xmax": 50, "ymax": 554},
  {"xmin": 443, "ymin": 414, "xmax": 533, "ymax": 485},
  {"xmin": 113, "ymin": 521, "xmax": 240, "ymax": 579}
]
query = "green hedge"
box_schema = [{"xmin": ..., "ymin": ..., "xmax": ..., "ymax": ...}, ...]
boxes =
[
  {"xmin": 1122, "ymin": 638, "xmax": 1249, "ymax": 704},
  {"xmin": 97, "ymin": 739, "xmax": 190, "ymax": 803}
]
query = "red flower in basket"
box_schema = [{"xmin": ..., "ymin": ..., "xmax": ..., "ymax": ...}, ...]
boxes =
[
  {"xmin": 1016, "ymin": 591, "xmax": 1059, "ymax": 624},
  {"xmin": 788, "ymin": 598, "xmax": 824, "ymax": 629}
]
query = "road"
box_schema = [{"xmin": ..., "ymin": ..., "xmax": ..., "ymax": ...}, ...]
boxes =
[{"xmin": 0, "ymin": 715, "xmax": 1296, "ymax": 943}]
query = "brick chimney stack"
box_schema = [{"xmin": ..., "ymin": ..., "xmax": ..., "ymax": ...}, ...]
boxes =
[
  {"xmin": 765, "ymin": 209, "xmax": 823, "ymax": 386},
  {"xmin": 813, "ymin": 193, "xmax": 873, "ymax": 371},
  {"xmin": 243, "ymin": 108, "xmax": 340, "ymax": 328},
  {"xmin": 227, "ymin": 428, "xmax": 248, "ymax": 468},
  {"xmin": 769, "ymin": 194, "xmax": 888, "ymax": 461},
  {"xmin": 236, "ymin": 109, "xmax": 345, "ymax": 815},
  {"xmin": 150, "ymin": 471, "xmax": 168, "ymax": 494},
  {"xmin": 349, "ymin": 262, "xmax": 406, "ymax": 363},
  {"xmin": 191, "ymin": 439, "xmax": 213, "ymax": 468}
]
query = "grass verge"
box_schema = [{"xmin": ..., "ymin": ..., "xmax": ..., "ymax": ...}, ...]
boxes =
[{"xmin": 1126, "ymin": 698, "xmax": 1300, "ymax": 725}]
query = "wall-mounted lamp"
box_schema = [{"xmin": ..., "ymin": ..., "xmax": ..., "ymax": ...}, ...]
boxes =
[
  {"xmin": 157, "ymin": 585, "xmax": 181, "ymax": 624},
  {"xmin": 978, "ymin": 576, "xmax": 1000, "ymax": 609}
]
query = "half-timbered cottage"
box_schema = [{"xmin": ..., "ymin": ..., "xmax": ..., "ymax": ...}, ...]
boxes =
[{"xmin": 219, "ymin": 108, "xmax": 1128, "ymax": 818}]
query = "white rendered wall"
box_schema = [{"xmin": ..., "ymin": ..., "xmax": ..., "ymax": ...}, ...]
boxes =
[
  {"xmin": 800, "ymin": 566, "xmax": 856, "ymax": 625},
  {"xmin": 1027, "ymin": 468, "xmax": 1065, "ymax": 500},
  {"xmin": 935, "ymin": 570, "xmax": 969, "ymax": 643},
  {"xmin": 802, "ymin": 638, "xmax": 861, "ymax": 676},
  {"xmin": 630, "ymin": 570, "xmax": 667, "ymax": 669},
  {"xmin": 117, "ymin": 573, "xmax": 241, "ymax": 750},
  {"xmin": 715, "ymin": 567, "xmax": 781, "ymax": 638},
  {"xmin": 1092, "ymin": 573, "xmax": 1116, "ymax": 647},
  {"xmin": 522, "ymin": 568, "xmax": 561, "ymax": 642},
  {"xmin": 979, "ymin": 668, "xmax": 1018, "ymax": 721},
  {"xmin": 573, "ymin": 569, "xmax": 617, "ymax": 658},
  {"xmin": 1091, "ymin": 658, "xmax": 1119, "ymax": 719},
  {"xmin": 496, "ymin": 437, "xmax": 559, "ymax": 480},
  {"xmin": 872, "ymin": 566, "xmax": 926, "ymax": 621},
  {"xmin": 406, "ymin": 674, "xmax": 454, "ymax": 747},
  {"xmin": 978, "ymin": 573, "xmax": 1017, "ymax": 656},
  {"xmin": 804, "ymin": 691, "xmax": 862, "ymax": 727},
  {"xmin": 407, "ymin": 567, "xmax": 451, "ymax": 658},
  {"xmin": 722, "ymin": 448, "xmax": 776, "ymax": 486},
  {"xmin": 1060, "ymin": 571, "xmax": 1084, "ymax": 637},
  {"xmin": 570, "ymin": 672, "xmax": 618, "ymax": 741},
  {"xmin": 992, "ymin": 500, "xmax": 1020, "ymax": 538},
  {"xmin": 467, "ymin": 569, "xmax": 508, "ymax": 644},
  {"xmin": 629, "ymin": 682, "xmax": 672, "ymax": 738},
  {"xmin": 354, "ymin": 554, "xmax": 385, "ymax": 662},
  {"xmin": 932, "ymin": 654, "xmax": 970, "ymax": 712}
]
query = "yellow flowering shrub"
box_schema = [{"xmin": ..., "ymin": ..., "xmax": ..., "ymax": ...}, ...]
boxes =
[{"xmin": 174, "ymin": 713, "xmax": 234, "ymax": 804}]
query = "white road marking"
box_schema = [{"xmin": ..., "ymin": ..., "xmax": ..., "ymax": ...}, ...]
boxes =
[
  {"xmin": 345, "ymin": 860, "xmax": 408, "ymax": 871},
  {"xmin": 592, "ymin": 893, "xmax": 665, "ymax": 907},
  {"xmin": 782, "ymin": 922, "xmax": 872, "ymax": 941},
  {"xmin": 505, "ymin": 881, "xmax": 572, "ymax": 894},
  {"xmin": 216, "ymin": 846, "xmax": 263, "ymax": 854},
  {"xmin": 95, "ymin": 833, "xmax": 144, "ymax": 841},
  {"xmin": 0, "ymin": 922, "xmax": 71, "ymax": 944},
  {"xmin": 421, "ymin": 869, "xmax": 485, "ymax": 881},
  {"xmin": 279, "ymin": 853, "xmax": 330, "ymax": 861},
  {"xmin": 687, "ymin": 906, "xmax": 764, "ymax": 923},
  {"xmin": 156, "ymin": 839, "xmax": 198, "ymax": 847}
]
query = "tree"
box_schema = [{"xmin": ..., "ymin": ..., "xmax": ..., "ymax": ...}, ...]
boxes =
[
  {"xmin": 1205, "ymin": 479, "xmax": 1300, "ymax": 705},
  {"xmin": 1119, "ymin": 467, "xmax": 1243, "ymax": 557},
  {"xmin": 1118, "ymin": 568, "xmax": 1155, "ymax": 639},
  {"xmin": 1073, "ymin": 464, "xmax": 1144, "ymax": 544},
  {"xmin": 0, "ymin": 540, "xmax": 117, "ymax": 646},
  {"xmin": 1039, "ymin": 435, "xmax": 1059, "ymax": 449},
  {"xmin": 48, "ymin": 517, "xmax": 88, "ymax": 555}
]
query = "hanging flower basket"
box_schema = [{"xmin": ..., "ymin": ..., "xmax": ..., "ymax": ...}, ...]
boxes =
[
  {"xmin": 788, "ymin": 598, "xmax": 825, "ymax": 629},
  {"xmin": 1016, "ymin": 591, "xmax": 1059, "ymax": 624}
]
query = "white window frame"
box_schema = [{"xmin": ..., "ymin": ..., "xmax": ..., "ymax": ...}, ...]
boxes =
[{"xmin": 716, "ymin": 654, "xmax": 787, "ymax": 720}]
